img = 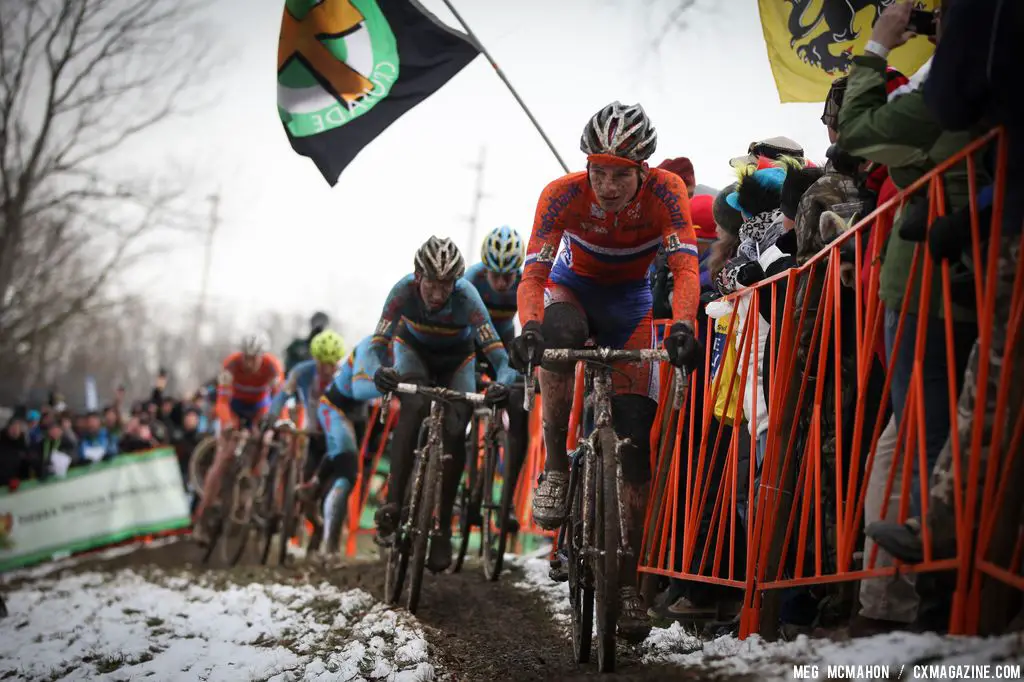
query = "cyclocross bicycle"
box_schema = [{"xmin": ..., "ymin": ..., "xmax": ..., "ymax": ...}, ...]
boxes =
[
  {"xmin": 378, "ymin": 382, "xmax": 486, "ymax": 615},
  {"xmin": 451, "ymin": 396, "xmax": 517, "ymax": 581},
  {"xmin": 525, "ymin": 348, "xmax": 684, "ymax": 672},
  {"xmin": 195, "ymin": 428, "xmax": 265, "ymax": 566},
  {"xmin": 255, "ymin": 420, "xmax": 311, "ymax": 567}
]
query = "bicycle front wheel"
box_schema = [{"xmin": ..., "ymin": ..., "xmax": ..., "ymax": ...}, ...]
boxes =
[
  {"xmin": 482, "ymin": 429, "xmax": 510, "ymax": 581},
  {"xmin": 277, "ymin": 456, "xmax": 299, "ymax": 566},
  {"xmin": 453, "ymin": 415, "xmax": 481, "ymax": 573},
  {"xmin": 594, "ymin": 426, "xmax": 620, "ymax": 673},
  {"xmin": 188, "ymin": 436, "xmax": 218, "ymax": 495},
  {"xmin": 407, "ymin": 441, "xmax": 438, "ymax": 615},
  {"xmin": 567, "ymin": 455, "xmax": 594, "ymax": 663}
]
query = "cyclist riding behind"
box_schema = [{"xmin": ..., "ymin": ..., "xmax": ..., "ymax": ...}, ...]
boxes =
[
  {"xmin": 372, "ymin": 236, "xmax": 517, "ymax": 573},
  {"xmin": 465, "ymin": 226, "xmax": 528, "ymax": 531},
  {"xmin": 510, "ymin": 102, "xmax": 702, "ymax": 641},
  {"xmin": 193, "ymin": 333, "xmax": 284, "ymax": 544},
  {"xmin": 268, "ymin": 330, "xmax": 352, "ymax": 557}
]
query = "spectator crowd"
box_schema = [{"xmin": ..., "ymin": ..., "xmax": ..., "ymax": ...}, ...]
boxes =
[
  {"xmin": 0, "ymin": 372, "xmax": 210, "ymax": 491},
  {"xmin": 639, "ymin": 0, "xmax": 1022, "ymax": 639}
]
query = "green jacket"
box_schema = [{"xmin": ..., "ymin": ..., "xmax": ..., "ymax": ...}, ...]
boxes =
[
  {"xmin": 838, "ymin": 54, "xmax": 981, "ymax": 323},
  {"xmin": 283, "ymin": 337, "xmax": 311, "ymax": 375}
]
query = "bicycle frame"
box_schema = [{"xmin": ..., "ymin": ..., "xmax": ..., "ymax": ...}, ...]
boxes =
[
  {"xmin": 381, "ymin": 381, "xmax": 486, "ymax": 612},
  {"xmin": 525, "ymin": 347, "xmax": 684, "ymax": 671}
]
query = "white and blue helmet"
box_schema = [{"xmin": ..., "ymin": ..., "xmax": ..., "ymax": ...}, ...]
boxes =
[{"xmin": 480, "ymin": 226, "xmax": 525, "ymax": 274}]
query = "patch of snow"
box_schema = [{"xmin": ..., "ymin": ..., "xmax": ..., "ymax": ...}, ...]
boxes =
[
  {"xmin": 1, "ymin": 567, "xmax": 435, "ymax": 681},
  {"xmin": 644, "ymin": 627, "xmax": 1024, "ymax": 681},
  {"xmin": 514, "ymin": 546, "xmax": 1024, "ymax": 681},
  {"xmin": 510, "ymin": 546, "xmax": 571, "ymax": 629}
]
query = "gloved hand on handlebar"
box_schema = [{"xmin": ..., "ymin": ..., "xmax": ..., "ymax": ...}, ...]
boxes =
[
  {"xmin": 483, "ymin": 382, "xmax": 510, "ymax": 407},
  {"xmin": 374, "ymin": 367, "xmax": 401, "ymax": 394},
  {"xmin": 509, "ymin": 320, "xmax": 544, "ymax": 371},
  {"xmin": 664, "ymin": 322, "xmax": 701, "ymax": 371}
]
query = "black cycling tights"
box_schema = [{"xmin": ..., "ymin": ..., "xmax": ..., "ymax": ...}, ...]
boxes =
[
  {"xmin": 386, "ymin": 389, "xmax": 472, "ymax": 534},
  {"xmin": 503, "ymin": 383, "xmax": 530, "ymax": 496}
]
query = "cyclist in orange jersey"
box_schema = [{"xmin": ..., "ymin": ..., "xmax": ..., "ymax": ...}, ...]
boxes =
[
  {"xmin": 192, "ymin": 332, "xmax": 284, "ymax": 545},
  {"xmin": 509, "ymin": 102, "xmax": 702, "ymax": 642}
]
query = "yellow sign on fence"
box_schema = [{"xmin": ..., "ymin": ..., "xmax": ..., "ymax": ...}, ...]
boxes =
[{"xmin": 757, "ymin": 0, "xmax": 936, "ymax": 103}]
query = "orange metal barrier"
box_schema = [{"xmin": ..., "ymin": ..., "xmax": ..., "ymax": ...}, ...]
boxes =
[
  {"xmin": 640, "ymin": 127, "xmax": 1022, "ymax": 638},
  {"xmin": 345, "ymin": 398, "xmax": 399, "ymax": 556}
]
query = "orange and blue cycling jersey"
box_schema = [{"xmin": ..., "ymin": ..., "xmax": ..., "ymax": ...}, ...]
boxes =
[
  {"xmin": 518, "ymin": 168, "xmax": 700, "ymax": 397},
  {"xmin": 520, "ymin": 168, "xmax": 700, "ymax": 331},
  {"xmin": 215, "ymin": 352, "xmax": 284, "ymax": 427}
]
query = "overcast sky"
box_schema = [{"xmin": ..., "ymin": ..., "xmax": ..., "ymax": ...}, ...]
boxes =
[{"xmin": 128, "ymin": 0, "xmax": 830, "ymax": 342}]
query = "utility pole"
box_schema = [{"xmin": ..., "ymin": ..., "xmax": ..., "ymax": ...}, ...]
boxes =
[
  {"xmin": 464, "ymin": 146, "xmax": 487, "ymax": 258},
  {"xmin": 192, "ymin": 193, "xmax": 220, "ymax": 386}
]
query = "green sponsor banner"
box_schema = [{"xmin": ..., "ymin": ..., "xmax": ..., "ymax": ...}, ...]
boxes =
[{"xmin": 0, "ymin": 448, "xmax": 190, "ymax": 572}]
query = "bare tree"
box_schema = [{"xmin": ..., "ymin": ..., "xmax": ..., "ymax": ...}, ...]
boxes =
[{"xmin": 0, "ymin": 0, "xmax": 210, "ymax": 358}]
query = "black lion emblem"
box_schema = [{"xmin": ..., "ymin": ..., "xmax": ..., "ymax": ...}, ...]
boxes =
[{"xmin": 786, "ymin": 0, "xmax": 900, "ymax": 74}]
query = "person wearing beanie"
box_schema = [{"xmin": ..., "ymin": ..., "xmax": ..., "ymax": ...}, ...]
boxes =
[
  {"xmin": 657, "ymin": 157, "xmax": 696, "ymax": 197},
  {"xmin": 712, "ymin": 183, "xmax": 743, "ymax": 238},
  {"xmin": 730, "ymin": 136, "xmax": 804, "ymax": 169}
]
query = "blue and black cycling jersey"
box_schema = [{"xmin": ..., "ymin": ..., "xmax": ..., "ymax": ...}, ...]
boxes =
[
  {"xmin": 464, "ymin": 262, "xmax": 519, "ymax": 348},
  {"xmin": 370, "ymin": 274, "xmax": 518, "ymax": 387}
]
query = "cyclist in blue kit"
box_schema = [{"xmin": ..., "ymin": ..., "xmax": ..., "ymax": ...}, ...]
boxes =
[
  {"xmin": 371, "ymin": 236, "xmax": 517, "ymax": 573},
  {"xmin": 465, "ymin": 226, "xmax": 528, "ymax": 531},
  {"xmin": 267, "ymin": 329, "xmax": 354, "ymax": 557}
]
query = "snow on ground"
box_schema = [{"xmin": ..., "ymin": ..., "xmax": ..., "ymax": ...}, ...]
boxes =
[
  {"xmin": 1, "ymin": 567, "xmax": 435, "ymax": 682},
  {"xmin": 513, "ymin": 548, "xmax": 1024, "ymax": 681}
]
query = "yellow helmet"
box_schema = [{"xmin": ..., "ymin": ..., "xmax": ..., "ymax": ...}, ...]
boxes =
[{"xmin": 310, "ymin": 330, "xmax": 346, "ymax": 365}]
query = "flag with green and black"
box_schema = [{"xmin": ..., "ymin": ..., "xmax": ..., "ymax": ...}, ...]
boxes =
[{"xmin": 278, "ymin": 0, "xmax": 480, "ymax": 186}]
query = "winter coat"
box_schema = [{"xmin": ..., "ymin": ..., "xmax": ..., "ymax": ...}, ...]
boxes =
[{"xmin": 838, "ymin": 54, "xmax": 984, "ymax": 323}]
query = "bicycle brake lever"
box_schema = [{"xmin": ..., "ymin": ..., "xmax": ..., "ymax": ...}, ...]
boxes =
[{"xmin": 380, "ymin": 393, "xmax": 392, "ymax": 425}]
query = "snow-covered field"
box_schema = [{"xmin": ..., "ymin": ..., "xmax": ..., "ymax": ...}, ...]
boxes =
[
  {"xmin": 1, "ymin": 565, "xmax": 434, "ymax": 682},
  {"xmin": 3, "ymin": 541, "xmax": 1021, "ymax": 682},
  {"xmin": 513, "ymin": 551, "xmax": 1024, "ymax": 681}
]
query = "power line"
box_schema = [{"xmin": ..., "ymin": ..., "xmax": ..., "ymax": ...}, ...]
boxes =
[{"xmin": 464, "ymin": 146, "xmax": 487, "ymax": 258}]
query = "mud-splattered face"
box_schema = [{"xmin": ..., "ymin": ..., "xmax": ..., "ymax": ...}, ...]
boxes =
[
  {"xmin": 588, "ymin": 163, "xmax": 641, "ymax": 213},
  {"xmin": 417, "ymin": 275, "xmax": 455, "ymax": 310}
]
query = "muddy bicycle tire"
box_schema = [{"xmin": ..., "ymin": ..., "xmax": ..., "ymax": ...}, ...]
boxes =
[
  {"xmin": 594, "ymin": 426, "xmax": 620, "ymax": 673},
  {"xmin": 277, "ymin": 456, "xmax": 299, "ymax": 566},
  {"xmin": 258, "ymin": 451, "xmax": 283, "ymax": 566},
  {"xmin": 407, "ymin": 439, "xmax": 438, "ymax": 615},
  {"xmin": 482, "ymin": 429, "xmax": 511, "ymax": 581},
  {"xmin": 188, "ymin": 436, "xmax": 218, "ymax": 495},
  {"xmin": 567, "ymin": 457, "xmax": 594, "ymax": 663},
  {"xmin": 452, "ymin": 417, "xmax": 480, "ymax": 574}
]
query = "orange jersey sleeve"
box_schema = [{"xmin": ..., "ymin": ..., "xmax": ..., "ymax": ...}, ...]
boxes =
[
  {"xmin": 647, "ymin": 169, "xmax": 701, "ymax": 327},
  {"xmin": 518, "ymin": 172, "xmax": 587, "ymax": 325},
  {"xmin": 215, "ymin": 353, "xmax": 240, "ymax": 425}
]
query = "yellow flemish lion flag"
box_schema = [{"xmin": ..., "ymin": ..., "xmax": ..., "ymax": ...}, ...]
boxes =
[{"xmin": 758, "ymin": 0, "xmax": 936, "ymax": 103}]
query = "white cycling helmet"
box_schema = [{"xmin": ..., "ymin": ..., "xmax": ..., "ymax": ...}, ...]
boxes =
[
  {"xmin": 241, "ymin": 332, "xmax": 270, "ymax": 357},
  {"xmin": 580, "ymin": 101, "xmax": 658, "ymax": 163},
  {"xmin": 481, "ymin": 226, "xmax": 525, "ymax": 274},
  {"xmin": 414, "ymin": 236, "xmax": 465, "ymax": 281}
]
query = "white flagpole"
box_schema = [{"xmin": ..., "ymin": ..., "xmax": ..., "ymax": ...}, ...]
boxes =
[{"xmin": 439, "ymin": 0, "xmax": 571, "ymax": 174}]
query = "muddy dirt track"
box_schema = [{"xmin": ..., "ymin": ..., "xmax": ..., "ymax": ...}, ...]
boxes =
[{"xmin": 31, "ymin": 539, "xmax": 751, "ymax": 682}]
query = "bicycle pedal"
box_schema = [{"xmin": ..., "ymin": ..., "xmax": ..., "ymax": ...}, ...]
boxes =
[{"xmin": 548, "ymin": 565, "xmax": 569, "ymax": 583}]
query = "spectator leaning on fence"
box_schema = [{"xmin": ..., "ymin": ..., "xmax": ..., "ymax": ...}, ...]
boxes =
[{"xmin": 837, "ymin": 0, "xmax": 983, "ymax": 519}]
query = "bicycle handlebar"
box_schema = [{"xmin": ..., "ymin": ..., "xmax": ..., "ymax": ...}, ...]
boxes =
[
  {"xmin": 379, "ymin": 382, "xmax": 488, "ymax": 424},
  {"xmin": 523, "ymin": 348, "xmax": 687, "ymax": 412},
  {"xmin": 393, "ymin": 382, "xmax": 487, "ymax": 404}
]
